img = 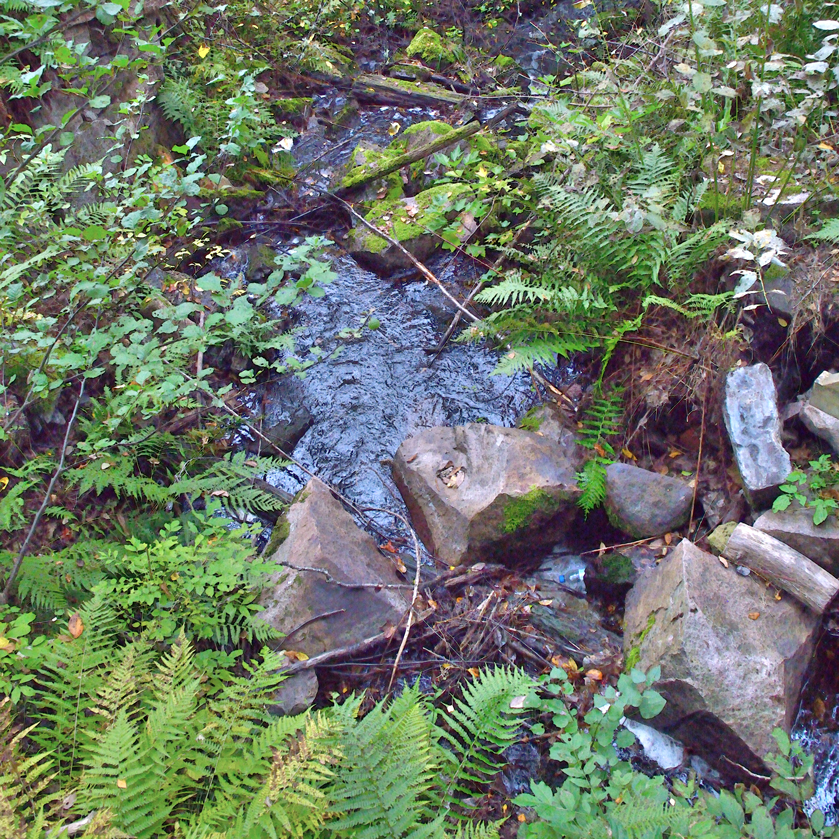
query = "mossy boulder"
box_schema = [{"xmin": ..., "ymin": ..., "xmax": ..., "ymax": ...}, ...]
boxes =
[
  {"xmin": 345, "ymin": 182, "xmax": 474, "ymax": 274},
  {"xmin": 405, "ymin": 27, "xmax": 462, "ymax": 70},
  {"xmin": 392, "ymin": 423, "xmax": 584, "ymax": 567}
]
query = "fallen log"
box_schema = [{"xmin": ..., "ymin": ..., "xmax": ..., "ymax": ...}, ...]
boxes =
[
  {"xmin": 723, "ymin": 522, "xmax": 839, "ymax": 613},
  {"xmin": 351, "ymin": 73, "xmax": 467, "ymax": 109}
]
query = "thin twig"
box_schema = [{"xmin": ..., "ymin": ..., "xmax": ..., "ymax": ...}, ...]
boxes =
[
  {"xmin": 282, "ymin": 608, "xmax": 346, "ymax": 643},
  {"xmin": 337, "ymin": 199, "xmax": 480, "ymax": 325},
  {"xmin": 1, "ymin": 379, "xmax": 85, "ymax": 604},
  {"xmin": 275, "ymin": 562, "xmax": 413, "ymax": 590}
]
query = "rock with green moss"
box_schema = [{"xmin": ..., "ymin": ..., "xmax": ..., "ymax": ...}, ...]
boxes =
[
  {"xmin": 405, "ymin": 27, "xmax": 462, "ymax": 70},
  {"xmin": 331, "ymin": 142, "xmax": 404, "ymax": 201},
  {"xmin": 345, "ymin": 182, "xmax": 474, "ymax": 273},
  {"xmin": 392, "ymin": 423, "xmax": 583, "ymax": 567}
]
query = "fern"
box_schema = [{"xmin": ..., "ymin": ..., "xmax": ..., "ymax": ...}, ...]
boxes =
[
  {"xmin": 0, "ymin": 697, "xmax": 57, "ymax": 839},
  {"xmin": 575, "ymin": 387, "xmax": 625, "ymax": 515},
  {"xmin": 158, "ymin": 76, "xmax": 203, "ymax": 137},
  {"xmin": 436, "ymin": 666, "xmax": 533, "ymax": 817},
  {"xmin": 809, "ymin": 217, "xmax": 839, "ymax": 242},
  {"xmin": 328, "ymin": 687, "xmax": 444, "ymax": 838}
]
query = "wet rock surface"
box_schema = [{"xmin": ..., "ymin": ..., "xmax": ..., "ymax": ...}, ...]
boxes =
[
  {"xmin": 392, "ymin": 423, "xmax": 582, "ymax": 566},
  {"xmin": 604, "ymin": 463, "xmax": 693, "ymax": 539},
  {"xmin": 624, "ymin": 540, "xmax": 818, "ymax": 781},
  {"xmin": 258, "ymin": 478, "xmax": 410, "ymax": 663},
  {"xmin": 723, "ymin": 363, "xmax": 791, "ymax": 508}
]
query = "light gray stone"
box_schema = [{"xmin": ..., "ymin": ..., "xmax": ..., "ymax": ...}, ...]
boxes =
[
  {"xmin": 392, "ymin": 423, "xmax": 582, "ymax": 567},
  {"xmin": 809, "ymin": 371, "xmax": 839, "ymax": 421},
  {"xmin": 801, "ymin": 403, "xmax": 839, "ymax": 455},
  {"xmin": 723, "ymin": 363, "xmax": 791, "ymax": 508},
  {"xmin": 605, "ymin": 463, "xmax": 693, "ymax": 539},
  {"xmin": 258, "ymin": 479, "xmax": 410, "ymax": 664},
  {"xmin": 624, "ymin": 541, "xmax": 818, "ymax": 782},
  {"xmin": 754, "ymin": 508, "xmax": 839, "ymax": 576}
]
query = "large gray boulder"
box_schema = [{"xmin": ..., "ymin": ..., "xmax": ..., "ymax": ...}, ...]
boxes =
[
  {"xmin": 723, "ymin": 363, "xmax": 791, "ymax": 508},
  {"xmin": 258, "ymin": 478, "xmax": 410, "ymax": 712},
  {"xmin": 392, "ymin": 423, "xmax": 582, "ymax": 567},
  {"xmin": 624, "ymin": 541, "xmax": 818, "ymax": 781},
  {"xmin": 754, "ymin": 508, "xmax": 839, "ymax": 576},
  {"xmin": 605, "ymin": 463, "xmax": 693, "ymax": 539}
]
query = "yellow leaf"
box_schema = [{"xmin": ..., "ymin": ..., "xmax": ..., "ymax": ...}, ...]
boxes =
[
  {"xmin": 387, "ymin": 121, "xmax": 401, "ymax": 136},
  {"xmin": 621, "ymin": 448, "xmax": 637, "ymax": 461},
  {"xmin": 198, "ymin": 44, "xmax": 210, "ymax": 59},
  {"xmin": 0, "ymin": 476, "xmax": 8, "ymax": 493},
  {"xmin": 117, "ymin": 779, "xmax": 127, "ymax": 789},
  {"xmin": 819, "ymin": 142, "xmax": 835, "ymax": 151},
  {"xmin": 468, "ymin": 667, "xmax": 480, "ymax": 678},
  {"xmin": 778, "ymin": 317, "xmax": 788, "ymax": 327},
  {"xmin": 0, "ymin": 637, "xmax": 10, "ymax": 649}
]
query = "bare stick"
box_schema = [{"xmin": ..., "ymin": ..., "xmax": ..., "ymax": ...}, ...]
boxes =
[
  {"xmin": 723, "ymin": 523, "xmax": 839, "ymax": 613},
  {"xmin": 1, "ymin": 380, "xmax": 85, "ymax": 604}
]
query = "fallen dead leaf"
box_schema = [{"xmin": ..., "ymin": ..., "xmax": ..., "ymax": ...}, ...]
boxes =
[
  {"xmin": 748, "ymin": 611, "xmax": 760, "ymax": 620},
  {"xmin": 664, "ymin": 533, "xmax": 672, "ymax": 546},
  {"xmin": 509, "ymin": 695, "xmax": 527, "ymax": 709},
  {"xmin": 117, "ymin": 779, "xmax": 127, "ymax": 789},
  {"xmin": 718, "ymin": 556, "xmax": 729, "ymax": 568},
  {"xmin": 586, "ymin": 669, "xmax": 603, "ymax": 681},
  {"xmin": 68, "ymin": 613, "xmax": 84, "ymax": 639},
  {"xmin": 468, "ymin": 667, "xmax": 481, "ymax": 678}
]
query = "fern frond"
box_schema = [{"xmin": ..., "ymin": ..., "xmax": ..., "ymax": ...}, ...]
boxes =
[
  {"xmin": 158, "ymin": 76, "xmax": 202, "ymax": 137},
  {"xmin": 577, "ymin": 458, "xmax": 608, "ymax": 516},
  {"xmin": 809, "ymin": 218, "xmax": 839, "ymax": 242},
  {"xmin": 0, "ymin": 697, "xmax": 57, "ymax": 839},
  {"xmin": 577, "ymin": 387, "xmax": 624, "ymax": 454},
  {"xmin": 437, "ymin": 666, "xmax": 533, "ymax": 816},
  {"xmin": 326, "ymin": 685, "xmax": 444, "ymax": 838}
]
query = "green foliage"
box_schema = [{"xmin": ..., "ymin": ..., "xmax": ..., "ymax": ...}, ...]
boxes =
[
  {"xmin": 575, "ymin": 387, "xmax": 624, "ymax": 515},
  {"xmin": 4, "ymin": 631, "xmax": 528, "ymax": 838},
  {"xmin": 773, "ymin": 455, "xmax": 839, "ymax": 525},
  {"xmin": 518, "ymin": 667, "xmax": 834, "ymax": 839}
]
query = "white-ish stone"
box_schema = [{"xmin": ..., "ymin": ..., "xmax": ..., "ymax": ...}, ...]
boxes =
[
  {"xmin": 809, "ymin": 371, "xmax": 839, "ymax": 420},
  {"xmin": 622, "ymin": 719, "xmax": 685, "ymax": 770},
  {"xmin": 801, "ymin": 403, "xmax": 839, "ymax": 455},
  {"xmin": 723, "ymin": 363, "xmax": 791, "ymax": 508}
]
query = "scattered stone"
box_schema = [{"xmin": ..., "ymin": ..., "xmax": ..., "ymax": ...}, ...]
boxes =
[
  {"xmin": 392, "ymin": 423, "xmax": 582, "ymax": 567},
  {"xmin": 604, "ymin": 463, "xmax": 693, "ymax": 539},
  {"xmin": 723, "ymin": 363, "xmax": 791, "ymax": 508},
  {"xmin": 800, "ymin": 403, "xmax": 839, "ymax": 456},
  {"xmin": 707, "ymin": 521, "xmax": 737, "ymax": 555},
  {"xmin": 808, "ymin": 371, "xmax": 839, "ymax": 420},
  {"xmin": 258, "ymin": 478, "xmax": 410, "ymax": 706},
  {"xmin": 754, "ymin": 508, "xmax": 839, "ymax": 577},
  {"xmin": 267, "ymin": 670, "xmax": 319, "ymax": 717},
  {"xmin": 624, "ymin": 540, "xmax": 818, "ymax": 781}
]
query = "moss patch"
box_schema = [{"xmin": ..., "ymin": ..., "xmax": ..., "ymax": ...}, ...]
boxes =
[
  {"xmin": 406, "ymin": 27, "xmax": 460, "ymax": 68},
  {"xmin": 501, "ymin": 487, "xmax": 561, "ymax": 534},
  {"xmin": 264, "ymin": 517, "xmax": 291, "ymax": 556},
  {"xmin": 625, "ymin": 612, "xmax": 656, "ymax": 670},
  {"xmin": 598, "ymin": 552, "xmax": 635, "ymax": 586},
  {"xmin": 354, "ymin": 182, "xmax": 473, "ymax": 255},
  {"xmin": 517, "ymin": 407, "xmax": 543, "ymax": 432}
]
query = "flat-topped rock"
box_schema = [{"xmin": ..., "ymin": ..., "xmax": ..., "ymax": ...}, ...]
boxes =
[
  {"xmin": 723, "ymin": 363, "xmax": 791, "ymax": 508},
  {"xmin": 809, "ymin": 371, "xmax": 839, "ymax": 420},
  {"xmin": 393, "ymin": 423, "xmax": 582, "ymax": 567}
]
